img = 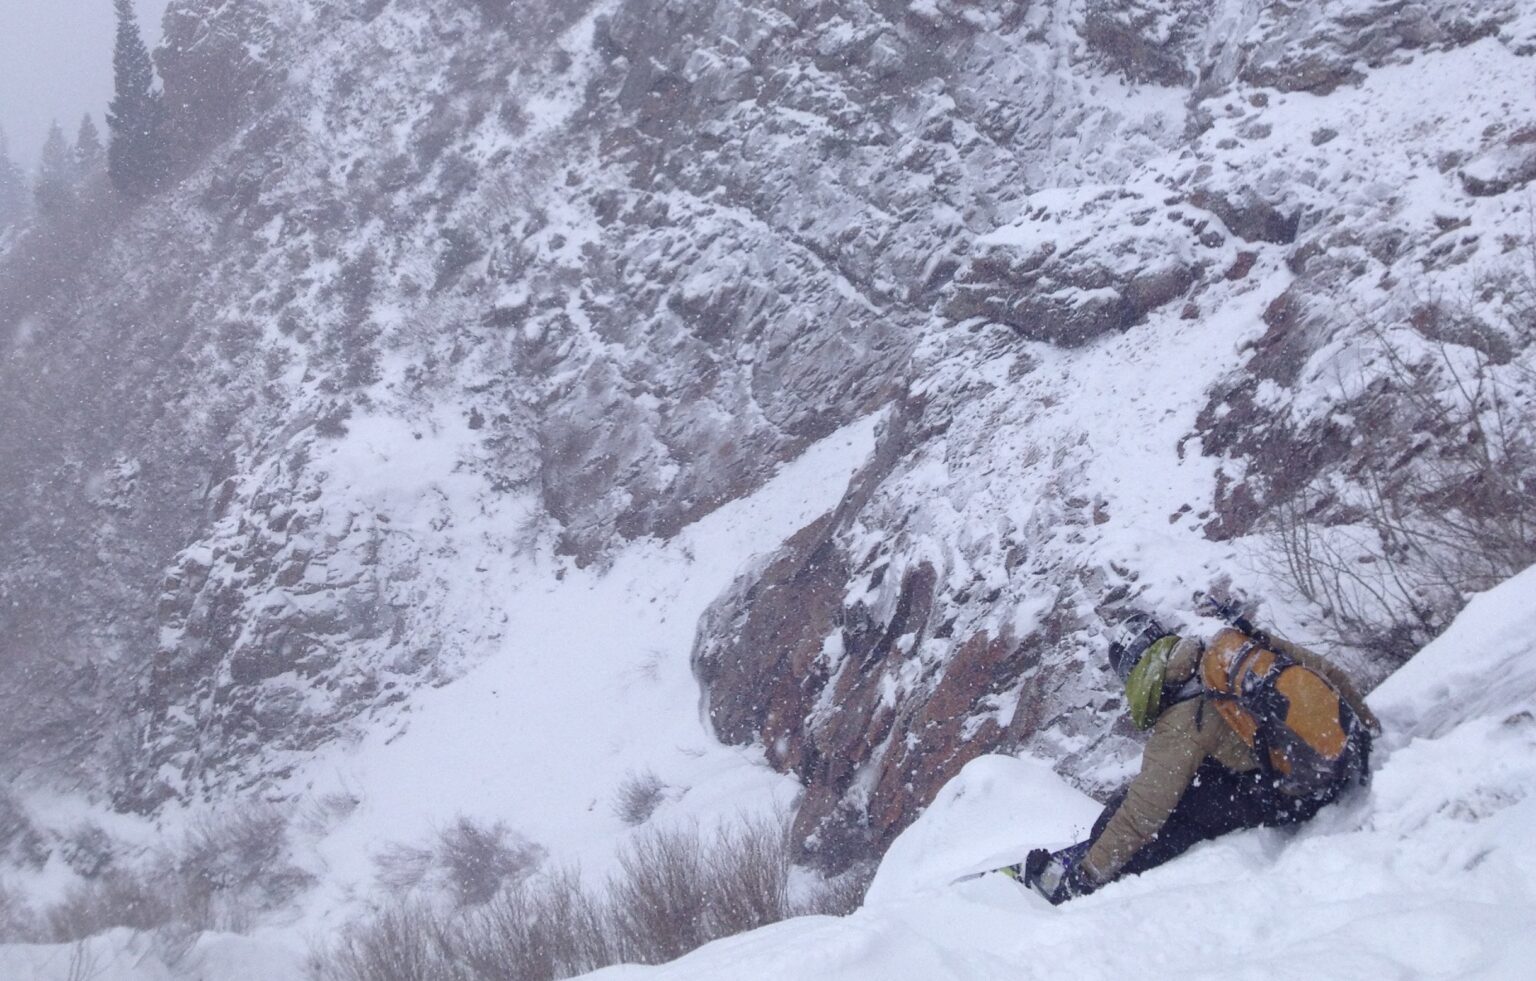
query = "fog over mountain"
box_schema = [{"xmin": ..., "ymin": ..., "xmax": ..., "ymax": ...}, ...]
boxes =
[
  {"xmin": 0, "ymin": 0, "xmax": 168, "ymax": 169},
  {"xmin": 0, "ymin": 2, "xmax": 1533, "ymax": 978}
]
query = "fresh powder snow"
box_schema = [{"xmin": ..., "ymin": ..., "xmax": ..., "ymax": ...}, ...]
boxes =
[
  {"xmin": 0, "ymin": 411, "xmax": 887, "ymax": 978},
  {"xmin": 579, "ymin": 565, "xmax": 1536, "ymax": 981},
  {"xmin": 6, "ymin": 557, "xmax": 1532, "ymax": 979}
]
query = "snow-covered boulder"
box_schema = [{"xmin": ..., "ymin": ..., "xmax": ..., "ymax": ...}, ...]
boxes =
[
  {"xmin": 863, "ymin": 754, "xmax": 1100, "ymax": 905},
  {"xmin": 946, "ymin": 185, "xmax": 1226, "ymax": 346},
  {"xmin": 1460, "ymin": 128, "xmax": 1536, "ymax": 197},
  {"xmin": 1240, "ymin": 0, "xmax": 1520, "ymax": 95}
]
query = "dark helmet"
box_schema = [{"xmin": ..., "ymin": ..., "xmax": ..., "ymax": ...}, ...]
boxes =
[{"xmin": 1107, "ymin": 612, "xmax": 1168, "ymax": 683}]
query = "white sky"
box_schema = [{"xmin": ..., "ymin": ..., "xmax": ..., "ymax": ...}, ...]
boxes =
[{"xmin": 0, "ymin": 0, "xmax": 170, "ymax": 172}]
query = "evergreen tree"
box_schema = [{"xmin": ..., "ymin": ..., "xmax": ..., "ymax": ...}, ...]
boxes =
[
  {"xmin": 34, "ymin": 121, "xmax": 76, "ymax": 215},
  {"xmin": 0, "ymin": 127, "xmax": 27, "ymax": 231},
  {"xmin": 75, "ymin": 114, "xmax": 105, "ymax": 175},
  {"xmin": 107, "ymin": 0, "xmax": 169, "ymax": 195}
]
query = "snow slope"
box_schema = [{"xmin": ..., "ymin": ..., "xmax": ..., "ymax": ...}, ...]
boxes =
[
  {"xmin": 3, "ymin": 1, "xmax": 1536, "ymax": 976},
  {"xmin": 0, "ymin": 412, "xmax": 883, "ymax": 978},
  {"xmin": 588, "ymin": 564, "xmax": 1536, "ymax": 981},
  {"xmin": 10, "ymin": 369, "xmax": 1528, "ymax": 981},
  {"xmin": 295, "ymin": 410, "xmax": 885, "ymax": 906}
]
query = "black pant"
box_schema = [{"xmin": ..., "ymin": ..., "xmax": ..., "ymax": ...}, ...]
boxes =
[{"xmin": 1093, "ymin": 760, "xmax": 1336, "ymax": 879}]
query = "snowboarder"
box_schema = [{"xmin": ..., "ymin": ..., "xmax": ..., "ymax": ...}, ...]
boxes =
[{"xmin": 1017, "ymin": 605, "xmax": 1381, "ymax": 904}]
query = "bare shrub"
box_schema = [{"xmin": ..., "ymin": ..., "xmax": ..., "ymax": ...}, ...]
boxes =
[
  {"xmin": 526, "ymin": 867, "xmax": 614, "ymax": 974},
  {"xmin": 457, "ymin": 868, "xmax": 614, "ymax": 980},
  {"xmin": 315, "ymin": 811, "xmax": 844, "ymax": 981},
  {"xmin": 613, "ymin": 771, "xmax": 667, "ymax": 826},
  {"xmin": 47, "ymin": 866, "xmax": 176, "ymax": 941},
  {"xmin": 44, "ymin": 801, "xmax": 313, "ymax": 943},
  {"xmin": 59, "ymin": 823, "xmax": 114, "ymax": 879},
  {"xmin": 1266, "ymin": 295, "xmax": 1536, "ymax": 659},
  {"xmin": 436, "ymin": 816, "xmax": 544, "ymax": 908},
  {"xmin": 298, "ymin": 789, "xmax": 362, "ymax": 837},
  {"xmin": 703, "ymin": 815, "xmax": 790, "ymax": 936},
  {"xmin": 603, "ymin": 817, "xmax": 830, "ymax": 962},
  {"xmin": 374, "ymin": 842, "xmax": 436, "ymax": 895},
  {"xmin": 374, "ymin": 816, "xmax": 544, "ymax": 906},
  {"xmin": 794, "ymin": 863, "xmax": 873, "ymax": 918},
  {"xmin": 176, "ymin": 802, "xmax": 314, "ymax": 929},
  {"xmin": 313, "ymin": 899, "xmax": 461, "ymax": 981},
  {"xmin": 314, "ymin": 873, "xmax": 619, "ymax": 981},
  {"xmin": 607, "ymin": 825, "xmax": 710, "ymax": 964}
]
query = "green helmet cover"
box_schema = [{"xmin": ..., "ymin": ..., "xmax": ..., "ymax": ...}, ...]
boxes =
[{"xmin": 1125, "ymin": 635, "xmax": 1178, "ymax": 730}]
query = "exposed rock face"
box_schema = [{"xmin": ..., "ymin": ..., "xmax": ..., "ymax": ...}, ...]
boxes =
[
  {"xmin": 695, "ymin": 382, "xmax": 1164, "ymax": 867},
  {"xmin": 126, "ymin": 443, "xmax": 479, "ymax": 807},
  {"xmin": 691, "ymin": 1, "xmax": 1536, "ymax": 868},
  {"xmin": 1238, "ymin": 0, "xmax": 1518, "ymax": 94},
  {"xmin": 1079, "ymin": 0, "xmax": 1211, "ymax": 85},
  {"xmin": 1, "ymin": 0, "xmax": 1534, "ymax": 874},
  {"xmin": 1460, "ymin": 127, "xmax": 1536, "ymax": 197},
  {"xmin": 1188, "ymin": 188, "xmax": 1299, "ymax": 246},
  {"xmin": 946, "ymin": 186, "xmax": 1221, "ymax": 345}
]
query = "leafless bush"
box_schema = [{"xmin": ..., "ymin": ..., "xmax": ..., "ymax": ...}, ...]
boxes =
[
  {"xmin": 313, "ymin": 899, "xmax": 462, "ymax": 981},
  {"xmin": 374, "ymin": 842, "xmax": 437, "ymax": 895},
  {"xmin": 316, "ymin": 812, "xmax": 846, "ymax": 981},
  {"xmin": 457, "ymin": 867, "xmax": 614, "ymax": 980},
  {"xmin": 176, "ymin": 802, "xmax": 314, "ymax": 928},
  {"xmin": 1266, "ymin": 294, "xmax": 1536, "ymax": 659},
  {"xmin": 298, "ymin": 790, "xmax": 362, "ymax": 837},
  {"xmin": 59, "ymin": 823, "xmax": 114, "ymax": 879},
  {"xmin": 607, "ymin": 825, "xmax": 711, "ymax": 964},
  {"xmin": 375, "ymin": 816, "xmax": 545, "ymax": 907},
  {"xmin": 526, "ymin": 867, "xmax": 613, "ymax": 973},
  {"xmin": 437, "ymin": 816, "xmax": 543, "ymax": 908},
  {"xmin": 613, "ymin": 771, "xmax": 667, "ymax": 826},
  {"xmin": 704, "ymin": 816, "xmax": 790, "ymax": 936},
  {"xmin": 46, "ymin": 866, "xmax": 176, "ymax": 941},
  {"xmin": 44, "ymin": 801, "xmax": 313, "ymax": 943},
  {"xmin": 793, "ymin": 863, "xmax": 873, "ymax": 918}
]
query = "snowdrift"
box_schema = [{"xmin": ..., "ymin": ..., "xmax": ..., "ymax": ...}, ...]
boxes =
[
  {"xmin": 586, "ymin": 564, "xmax": 1536, "ymax": 981},
  {"xmin": 0, "ymin": 493, "xmax": 1532, "ymax": 981}
]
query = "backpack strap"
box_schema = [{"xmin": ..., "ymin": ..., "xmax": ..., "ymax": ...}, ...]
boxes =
[
  {"xmin": 1200, "ymin": 634, "xmax": 1288, "ymax": 780},
  {"xmin": 1200, "ymin": 629, "xmax": 1369, "ymax": 798}
]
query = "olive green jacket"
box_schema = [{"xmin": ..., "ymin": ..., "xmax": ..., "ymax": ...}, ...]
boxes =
[{"xmin": 1081, "ymin": 634, "xmax": 1378, "ymax": 884}]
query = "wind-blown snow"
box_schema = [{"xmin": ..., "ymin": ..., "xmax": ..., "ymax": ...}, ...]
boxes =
[
  {"xmin": 0, "ymin": 411, "xmax": 883, "ymax": 978},
  {"xmin": 863, "ymin": 755, "xmax": 1101, "ymax": 905},
  {"xmin": 585, "ymin": 564, "xmax": 1536, "ymax": 981},
  {"xmin": 5, "ymin": 1, "xmax": 1536, "ymax": 977},
  {"xmin": 298, "ymin": 410, "xmax": 885, "ymax": 903}
]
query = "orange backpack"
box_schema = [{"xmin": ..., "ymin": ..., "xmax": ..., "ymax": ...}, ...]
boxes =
[{"xmin": 1199, "ymin": 628, "xmax": 1365, "ymax": 796}]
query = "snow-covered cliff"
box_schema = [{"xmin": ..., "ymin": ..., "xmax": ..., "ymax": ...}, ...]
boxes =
[
  {"xmin": 0, "ymin": 0, "xmax": 1533, "ymax": 965},
  {"xmin": 587, "ymin": 563, "xmax": 1536, "ymax": 980}
]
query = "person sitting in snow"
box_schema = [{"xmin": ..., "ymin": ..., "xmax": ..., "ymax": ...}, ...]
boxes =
[{"xmin": 1018, "ymin": 603, "xmax": 1381, "ymax": 904}]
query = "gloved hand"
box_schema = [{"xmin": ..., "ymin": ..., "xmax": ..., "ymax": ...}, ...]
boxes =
[
  {"xmin": 1022, "ymin": 845, "xmax": 1098, "ymax": 905},
  {"xmin": 1359, "ymin": 703, "xmax": 1384, "ymax": 737},
  {"xmin": 1193, "ymin": 589, "xmax": 1257, "ymax": 635}
]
